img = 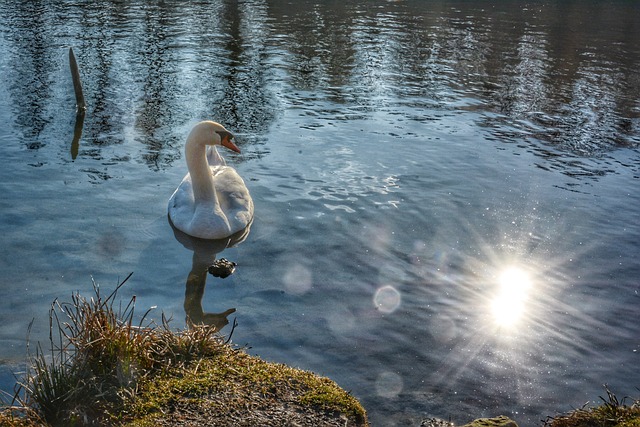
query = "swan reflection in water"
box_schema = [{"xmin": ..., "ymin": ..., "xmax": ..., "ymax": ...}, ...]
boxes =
[{"xmin": 170, "ymin": 218, "xmax": 251, "ymax": 332}]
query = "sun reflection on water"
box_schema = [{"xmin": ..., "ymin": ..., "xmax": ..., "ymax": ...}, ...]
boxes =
[{"xmin": 491, "ymin": 267, "xmax": 533, "ymax": 328}]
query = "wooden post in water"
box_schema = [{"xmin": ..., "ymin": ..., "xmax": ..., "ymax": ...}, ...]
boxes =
[
  {"xmin": 69, "ymin": 47, "xmax": 85, "ymax": 160},
  {"xmin": 69, "ymin": 47, "xmax": 85, "ymax": 111}
]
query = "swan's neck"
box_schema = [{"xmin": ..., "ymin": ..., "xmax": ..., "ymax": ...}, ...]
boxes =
[{"xmin": 185, "ymin": 136, "xmax": 216, "ymax": 203}]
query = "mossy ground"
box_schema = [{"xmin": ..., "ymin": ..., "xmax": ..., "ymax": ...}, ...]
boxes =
[{"xmin": 122, "ymin": 346, "xmax": 366, "ymax": 426}]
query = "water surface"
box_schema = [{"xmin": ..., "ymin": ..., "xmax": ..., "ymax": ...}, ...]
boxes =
[{"xmin": 0, "ymin": 1, "xmax": 639, "ymax": 425}]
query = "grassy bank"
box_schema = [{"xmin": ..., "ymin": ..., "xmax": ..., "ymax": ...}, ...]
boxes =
[{"xmin": 0, "ymin": 275, "xmax": 367, "ymax": 426}]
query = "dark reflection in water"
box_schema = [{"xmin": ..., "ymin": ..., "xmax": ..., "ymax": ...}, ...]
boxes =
[
  {"xmin": 204, "ymin": 0, "xmax": 278, "ymax": 135},
  {"xmin": 133, "ymin": 2, "xmax": 183, "ymax": 170},
  {"xmin": 170, "ymin": 220, "xmax": 251, "ymax": 332},
  {"xmin": 2, "ymin": 2, "xmax": 56, "ymax": 145},
  {"xmin": 266, "ymin": 0, "xmax": 640, "ymax": 158},
  {"xmin": 1, "ymin": 0, "xmax": 637, "ymax": 175},
  {"xmin": 471, "ymin": 9, "xmax": 640, "ymax": 155},
  {"xmin": 70, "ymin": 109, "xmax": 85, "ymax": 160}
]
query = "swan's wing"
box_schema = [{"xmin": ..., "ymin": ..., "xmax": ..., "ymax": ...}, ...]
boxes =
[
  {"xmin": 212, "ymin": 166, "xmax": 254, "ymax": 229},
  {"xmin": 168, "ymin": 174, "xmax": 195, "ymax": 220}
]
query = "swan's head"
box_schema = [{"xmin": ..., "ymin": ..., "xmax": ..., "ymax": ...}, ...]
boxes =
[{"xmin": 190, "ymin": 120, "xmax": 241, "ymax": 153}]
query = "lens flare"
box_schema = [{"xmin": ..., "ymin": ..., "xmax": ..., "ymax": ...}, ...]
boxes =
[
  {"xmin": 491, "ymin": 267, "xmax": 532, "ymax": 327},
  {"xmin": 373, "ymin": 285, "xmax": 401, "ymax": 313},
  {"xmin": 282, "ymin": 263, "xmax": 313, "ymax": 295},
  {"xmin": 375, "ymin": 371, "xmax": 403, "ymax": 398}
]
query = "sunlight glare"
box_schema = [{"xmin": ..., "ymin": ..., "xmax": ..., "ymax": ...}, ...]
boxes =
[{"xmin": 491, "ymin": 267, "xmax": 532, "ymax": 328}]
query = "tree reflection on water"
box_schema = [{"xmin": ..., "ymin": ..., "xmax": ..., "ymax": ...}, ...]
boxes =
[{"xmin": 0, "ymin": 0, "xmax": 637, "ymax": 176}]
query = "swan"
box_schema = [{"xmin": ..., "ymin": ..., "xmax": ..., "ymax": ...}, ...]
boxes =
[{"xmin": 168, "ymin": 121, "xmax": 254, "ymax": 240}]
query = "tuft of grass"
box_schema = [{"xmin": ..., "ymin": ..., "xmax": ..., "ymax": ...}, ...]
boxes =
[
  {"xmin": 2, "ymin": 273, "xmax": 229, "ymax": 426},
  {"xmin": 544, "ymin": 385, "xmax": 640, "ymax": 427},
  {"xmin": 14, "ymin": 273, "xmax": 159, "ymax": 424}
]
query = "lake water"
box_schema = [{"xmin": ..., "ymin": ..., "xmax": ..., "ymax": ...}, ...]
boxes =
[{"xmin": 1, "ymin": 1, "xmax": 639, "ymax": 425}]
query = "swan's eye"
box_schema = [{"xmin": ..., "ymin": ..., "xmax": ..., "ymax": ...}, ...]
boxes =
[{"xmin": 216, "ymin": 131, "xmax": 233, "ymax": 142}]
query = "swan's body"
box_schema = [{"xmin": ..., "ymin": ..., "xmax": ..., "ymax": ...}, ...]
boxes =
[{"xmin": 168, "ymin": 121, "xmax": 253, "ymax": 240}]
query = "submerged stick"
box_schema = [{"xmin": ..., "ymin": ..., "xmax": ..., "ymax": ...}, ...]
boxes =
[{"xmin": 68, "ymin": 47, "xmax": 85, "ymax": 111}]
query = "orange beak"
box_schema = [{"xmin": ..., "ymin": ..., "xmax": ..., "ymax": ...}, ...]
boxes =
[{"xmin": 221, "ymin": 134, "xmax": 241, "ymax": 153}]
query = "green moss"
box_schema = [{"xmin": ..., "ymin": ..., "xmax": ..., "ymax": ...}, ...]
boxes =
[
  {"xmin": 462, "ymin": 416, "xmax": 518, "ymax": 427},
  {"xmin": 298, "ymin": 376, "xmax": 366, "ymax": 419}
]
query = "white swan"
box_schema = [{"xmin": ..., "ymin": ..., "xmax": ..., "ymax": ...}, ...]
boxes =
[{"xmin": 168, "ymin": 121, "xmax": 254, "ymax": 240}]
